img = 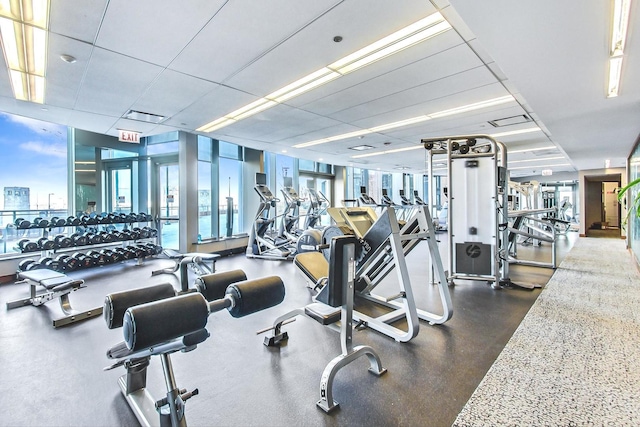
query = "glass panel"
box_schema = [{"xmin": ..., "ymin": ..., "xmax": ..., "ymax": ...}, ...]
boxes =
[
  {"xmin": 147, "ymin": 141, "xmax": 179, "ymax": 155},
  {"xmin": 198, "ymin": 160, "xmax": 213, "ymax": 239},
  {"xmin": 219, "ymin": 140, "xmax": 241, "ymax": 159},
  {"xmin": 219, "ymin": 158, "xmax": 242, "ymax": 236},
  {"xmin": 111, "ymin": 169, "xmax": 132, "ymax": 213},
  {"xmin": 198, "ymin": 136, "xmax": 212, "ymax": 161},
  {"xmin": 299, "ymin": 159, "xmax": 314, "ymax": 171},
  {"xmin": 318, "ymin": 162, "xmax": 332, "ymax": 174},
  {"xmin": 102, "ymin": 148, "xmax": 137, "ymax": 159},
  {"xmin": 146, "ymin": 131, "xmax": 179, "ymax": 144},
  {"xmin": 274, "ymin": 154, "xmax": 294, "ymax": 232},
  {"xmin": 158, "ymin": 164, "xmax": 179, "ymax": 249},
  {"xmin": 0, "ymin": 113, "xmax": 69, "ymax": 254}
]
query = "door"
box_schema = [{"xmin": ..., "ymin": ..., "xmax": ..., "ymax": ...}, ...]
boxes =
[
  {"xmin": 154, "ymin": 160, "xmax": 180, "ymax": 250},
  {"xmin": 104, "ymin": 161, "xmax": 133, "ymax": 214}
]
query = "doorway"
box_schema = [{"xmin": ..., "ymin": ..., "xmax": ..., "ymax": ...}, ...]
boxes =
[
  {"xmin": 584, "ymin": 174, "xmax": 621, "ymax": 238},
  {"xmin": 153, "ymin": 159, "xmax": 180, "ymax": 249},
  {"xmin": 103, "ymin": 160, "xmax": 133, "ymax": 214}
]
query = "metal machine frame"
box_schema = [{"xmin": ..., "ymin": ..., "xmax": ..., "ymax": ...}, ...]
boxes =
[{"xmin": 422, "ymin": 135, "xmax": 511, "ymax": 289}]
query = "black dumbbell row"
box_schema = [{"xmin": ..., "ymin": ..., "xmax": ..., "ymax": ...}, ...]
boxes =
[
  {"xmin": 13, "ymin": 212, "xmax": 154, "ymax": 230},
  {"xmin": 16, "ymin": 227, "xmax": 159, "ymax": 253},
  {"xmin": 17, "ymin": 243, "xmax": 164, "ymax": 272}
]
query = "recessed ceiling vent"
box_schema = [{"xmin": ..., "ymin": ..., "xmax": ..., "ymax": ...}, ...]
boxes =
[
  {"xmin": 488, "ymin": 114, "xmax": 532, "ymax": 127},
  {"xmin": 123, "ymin": 110, "xmax": 166, "ymax": 124}
]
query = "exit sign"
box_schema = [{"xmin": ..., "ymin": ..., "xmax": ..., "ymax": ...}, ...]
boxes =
[{"xmin": 119, "ymin": 130, "xmax": 140, "ymax": 143}]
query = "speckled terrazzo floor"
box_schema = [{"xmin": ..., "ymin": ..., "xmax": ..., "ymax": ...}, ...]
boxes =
[{"xmin": 453, "ymin": 237, "xmax": 640, "ymax": 426}]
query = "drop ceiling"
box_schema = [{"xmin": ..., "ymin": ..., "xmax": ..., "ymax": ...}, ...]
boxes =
[{"xmin": 0, "ymin": 0, "xmax": 638, "ymax": 179}]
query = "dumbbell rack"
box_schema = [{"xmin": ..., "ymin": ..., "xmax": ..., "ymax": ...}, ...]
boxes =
[{"xmin": 16, "ymin": 212, "xmax": 162, "ymax": 273}]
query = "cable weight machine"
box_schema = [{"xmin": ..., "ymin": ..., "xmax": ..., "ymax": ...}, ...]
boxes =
[{"xmin": 422, "ymin": 134, "xmax": 522, "ymax": 289}]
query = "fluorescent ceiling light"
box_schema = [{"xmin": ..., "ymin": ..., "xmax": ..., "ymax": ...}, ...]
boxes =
[
  {"xmin": 428, "ymin": 96, "xmax": 513, "ymax": 119},
  {"xmin": 509, "ymin": 145, "xmax": 556, "ymax": 154},
  {"xmin": 509, "ymin": 163, "xmax": 570, "ymax": 170},
  {"xmin": 352, "ymin": 145, "xmax": 423, "ymax": 159},
  {"xmin": 490, "ymin": 127, "xmax": 541, "ymax": 138},
  {"xmin": 611, "ymin": 0, "xmax": 631, "ymax": 56},
  {"xmin": 295, "ymin": 95, "xmax": 515, "ymax": 149},
  {"xmin": 197, "ymin": 11, "xmax": 451, "ymax": 133},
  {"xmin": 509, "ymin": 156, "xmax": 565, "ymax": 164},
  {"xmin": 0, "ymin": 0, "xmax": 49, "ymax": 104},
  {"xmin": 607, "ymin": 56, "xmax": 623, "ymax": 98},
  {"xmin": 606, "ymin": 0, "xmax": 631, "ymax": 98}
]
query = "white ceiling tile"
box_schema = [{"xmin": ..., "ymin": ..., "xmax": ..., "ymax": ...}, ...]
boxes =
[
  {"xmin": 46, "ymin": 34, "xmax": 94, "ymax": 109},
  {"xmin": 96, "ymin": 0, "xmax": 227, "ymax": 67},
  {"xmin": 288, "ymin": 31, "xmax": 468, "ymax": 111},
  {"xmin": 49, "ymin": 0, "xmax": 108, "ymax": 43},
  {"xmin": 170, "ymin": 0, "xmax": 343, "ymax": 84},
  {"xmin": 224, "ymin": 0, "xmax": 438, "ymax": 95},
  {"xmin": 74, "ymin": 48, "xmax": 164, "ymax": 117},
  {"xmin": 130, "ymin": 70, "xmax": 219, "ymax": 119}
]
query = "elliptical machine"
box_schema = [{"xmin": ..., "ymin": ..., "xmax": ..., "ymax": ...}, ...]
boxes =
[
  {"xmin": 279, "ymin": 177, "xmax": 304, "ymax": 242},
  {"xmin": 246, "ymin": 173, "xmax": 294, "ymax": 260}
]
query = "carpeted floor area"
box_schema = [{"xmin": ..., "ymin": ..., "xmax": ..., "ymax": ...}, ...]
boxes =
[{"xmin": 453, "ymin": 237, "xmax": 640, "ymax": 426}]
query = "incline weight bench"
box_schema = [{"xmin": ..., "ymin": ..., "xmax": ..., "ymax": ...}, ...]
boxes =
[
  {"xmin": 263, "ymin": 235, "xmax": 387, "ymax": 413},
  {"xmin": 6, "ymin": 269, "xmax": 103, "ymax": 327},
  {"xmin": 104, "ymin": 271, "xmax": 285, "ymax": 427}
]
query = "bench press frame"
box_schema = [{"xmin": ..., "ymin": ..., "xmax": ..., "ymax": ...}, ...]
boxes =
[{"xmin": 6, "ymin": 269, "xmax": 103, "ymax": 328}]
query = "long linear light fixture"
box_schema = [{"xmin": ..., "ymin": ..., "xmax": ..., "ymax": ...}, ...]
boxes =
[
  {"xmin": 607, "ymin": 0, "xmax": 631, "ymax": 98},
  {"xmin": 302, "ymin": 95, "xmax": 515, "ymax": 153},
  {"xmin": 197, "ymin": 12, "xmax": 451, "ymax": 133},
  {"xmin": 509, "ymin": 163, "xmax": 570, "ymax": 170},
  {"xmin": 509, "ymin": 156, "xmax": 565, "ymax": 164},
  {"xmin": 509, "ymin": 145, "xmax": 556, "ymax": 154},
  {"xmin": 0, "ymin": 0, "xmax": 49, "ymax": 104}
]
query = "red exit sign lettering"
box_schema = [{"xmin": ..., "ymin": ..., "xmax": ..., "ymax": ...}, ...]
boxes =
[{"xmin": 119, "ymin": 130, "xmax": 140, "ymax": 143}]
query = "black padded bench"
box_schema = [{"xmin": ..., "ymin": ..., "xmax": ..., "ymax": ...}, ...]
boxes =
[{"xmin": 6, "ymin": 269, "xmax": 102, "ymax": 328}]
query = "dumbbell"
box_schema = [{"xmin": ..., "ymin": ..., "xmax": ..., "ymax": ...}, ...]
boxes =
[
  {"xmin": 143, "ymin": 243, "xmax": 163, "ymax": 256},
  {"xmin": 98, "ymin": 231, "xmax": 116, "ymax": 243},
  {"xmin": 15, "ymin": 218, "xmax": 31, "ymax": 229},
  {"xmin": 36, "ymin": 256, "xmax": 53, "ymax": 269},
  {"xmin": 119, "ymin": 247, "xmax": 136, "ymax": 260},
  {"xmin": 37, "ymin": 237, "xmax": 56, "ymax": 250},
  {"xmin": 17, "ymin": 239, "xmax": 39, "ymax": 252},
  {"xmin": 50, "ymin": 217, "xmax": 67, "ymax": 227},
  {"xmin": 113, "ymin": 247, "xmax": 128, "ymax": 260},
  {"xmin": 129, "ymin": 229, "xmax": 141, "ymax": 240},
  {"xmin": 136, "ymin": 212, "xmax": 148, "ymax": 222},
  {"xmin": 88, "ymin": 250, "xmax": 108, "ymax": 266},
  {"xmin": 131, "ymin": 245, "xmax": 148, "ymax": 258},
  {"xmin": 54, "ymin": 234, "xmax": 73, "ymax": 249},
  {"xmin": 134, "ymin": 227, "xmax": 150, "ymax": 239},
  {"xmin": 71, "ymin": 233, "xmax": 88, "ymax": 246},
  {"xmin": 126, "ymin": 213, "xmax": 138, "ymax": 223},
  {"xmin": 112, "ymin": 276, "xmax": 285, "ymax": 352},
  {"xmin": 100, "ymin": 249, "xmax": 117, "ymax": 264},
  {"xmin": 72, "ymin": 252, "xmax": 94, "ymax": 269},
  {"xmin": 67, "ymin": 216, "xmax": 81, "ymax": 226},
  {"xmin": 54, "ymin": 254, "xmax": 71, "ymax": 272},
  {"xmin": 32, "ymin": 218, "xmax": 50, "ymax": 228},
  {"xmin": 18, "ymin": 259, "xmax": 36, "ymax": 271},
  {"xmin": 86, "ymin": 232, "xmax": 103, "ymax": 245},
  {"xmin": 44, "ymin": 257, "xmax": 62, "ymax": 272},
  {"xmin": 119, "ymin": 230, "xmax": 133, "ymax": 241}
]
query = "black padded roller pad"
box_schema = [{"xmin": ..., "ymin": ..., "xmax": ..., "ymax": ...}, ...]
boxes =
[
  {"xmin": 104, "ymin": 283, "xmax": 176, "ymax": 329},
  {"xmin": 196, "ymin": 269, "xmax": 247, "ymax": 302},
  {"xmin": 225, "ymin": 276, "xmax": 285, "ymax": 318},
  {"xmin": 123, "ymin": 293, "xmax": 209, "ymax": 352}
]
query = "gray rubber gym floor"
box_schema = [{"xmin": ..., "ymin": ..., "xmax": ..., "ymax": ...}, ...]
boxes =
[{"xmin": 0, "ymin": 233, "xmax": 577, "ymax": 427}]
